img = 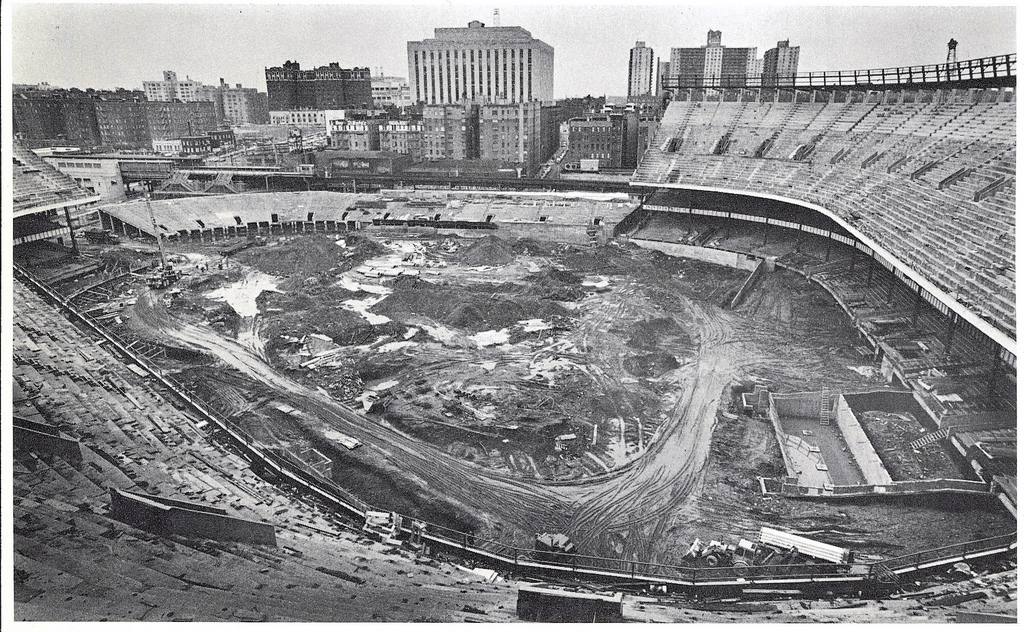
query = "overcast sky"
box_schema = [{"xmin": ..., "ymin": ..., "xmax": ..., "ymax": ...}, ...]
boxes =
[{"xmin": 10, "ymin": 3, "xmax": 1017, "ymax": 98}]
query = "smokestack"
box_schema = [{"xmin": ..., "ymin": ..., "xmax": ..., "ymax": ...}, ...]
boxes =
[{"xmin": 493, "ymin": 8, "xmax": 500, "ymax": 27}]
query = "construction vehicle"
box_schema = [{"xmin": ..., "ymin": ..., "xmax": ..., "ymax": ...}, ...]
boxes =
[
  {"xmin": 682, "ymin": 527, "xmax": 854, "ymax": 571},
  {"xmin": 83, "ymin": 228, "xmax": 121, "ymax": 244},
  {"xmin": 534, "ymin": 533, "xmax": 577, "ymax": 563},
  {"xmin": 146, "ymin": 264, "xmax": 182, "ymax": 289},
  {"xmin": 143, "ymin": 195, "xmax": 180, "ymax": 289}
]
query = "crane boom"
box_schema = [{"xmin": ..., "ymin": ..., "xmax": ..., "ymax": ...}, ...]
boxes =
[{"xmin": 145, "ymin": 195, "xmax": 168, "ymax": 269}]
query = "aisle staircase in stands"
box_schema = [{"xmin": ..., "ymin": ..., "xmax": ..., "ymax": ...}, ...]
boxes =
[{"xmin": 819, "ymin": 387, "xmax": 831, "ymax": 426}]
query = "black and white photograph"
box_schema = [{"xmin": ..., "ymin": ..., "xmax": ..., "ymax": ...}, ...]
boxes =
[{"xmin": 2, "ymin": 2, "xmax": 1017, "ymax": 625}]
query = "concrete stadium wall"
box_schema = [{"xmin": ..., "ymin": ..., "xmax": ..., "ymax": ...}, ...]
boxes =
[
  {"xmin": 14, "ymin": 425, "xmax": 83, "ymax": 463},
  {"xmin": 500, "ymin": 222, "xmax": 612, "ymax": 245},
  {"xmin": 835, "ymin": 396, "xmax": 893, "ymax": 485},
  {"xmin": 766, "ymin": 395, "xmax": 799, "ymax": 479},
  {"xmin": 109, "ymin": 487, "xmax": 277, "ymax": 546},
  {"xmin": 629, "ymin": 238, "xmax": 760, "ymax": 270},
  {"xmin": 771, "ymin": 391, "xmax": 837, "ymax": 419}
]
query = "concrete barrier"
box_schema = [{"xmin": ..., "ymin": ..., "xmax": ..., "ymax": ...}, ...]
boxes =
[
  {"xmin": 13, "ymin": 418, "xmax": 83, "ymax": 463},
  {"xmin": 109, "ymin": 487, "xmax": 277, "ymax": 546},
  {"xmin": 729, "ymin": 257, "xmax": 771, "ymax": 309},
  {"xmin": 835, "ymin": 396, "xmax": 893, "ymax": 485},
  {"xmin": 517, "ymin": 584, "xmax": 623, "ymax": 622},
  {"xmin": 630, "ymin": 238, "xmax": 760, "ymax": 271}
]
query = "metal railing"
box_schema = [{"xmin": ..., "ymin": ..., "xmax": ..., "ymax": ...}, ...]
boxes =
[
  {"xmin": 662, "ymin": 54, "xmax": 1016, "ymax": 90},
  {"xmin": 12, "ymin": 265, "xmax": 1017, "ymax": 591},
  {"xmin": 881, "ymin": 532, "xmax": 1017, "ymax": 572}
]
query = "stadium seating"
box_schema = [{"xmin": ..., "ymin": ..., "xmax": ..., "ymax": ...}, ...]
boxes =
[
  {"xmin": 13, "ymin": 140, "xmax": 96, "ymax": 213},
  {"xmin": 635, "ymin": 89, "xmax": 1016, "ymax": 338},
  {"xmin": 12, "ymin": 280, "xmax": 515, "ymax": 621}
]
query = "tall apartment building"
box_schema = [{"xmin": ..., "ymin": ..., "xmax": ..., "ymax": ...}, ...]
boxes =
[
  {"xmin": 12, "ymin": 89, "xmax": 147, "ymax": 148},
  {"xmin": 143, "ymin": 71, "xmax": 208, "ymax": 102},
  {"xmin": 407, "ymin": 20, "xmax": 554, "ymax": 105},
  {"xmin": 92, "ymin": 99, "xmax": 217, "ymax": 149},
  {"xmin": 215, "ymin": 80, "xmax": 271, "ymax": 125},
  {"xmin": 265, "ymin": 61, "xmax": 373, "ymax": 111},
  {"xmin": 421, "ymin": 104, "xmax": 479, "ymax": 160},
  {"xmin": 566, "ymin": 113, "xmax": 628, "ymax": 170},
  {"xmin": 371, "ymin": 76, "xmax": 412, "ymax": 109},
  {"xmin": 144, "ymin": 101, "xmax": 217, "ymax": 141},
  {"xmin": 328, "ymin": 117, "xmax": 385, "ymax": 151},
  {"xmin": 669, "ymin": 30, "xmax": 759, "ymax": 88},
  {"xmin": 478, "ymin": 101, "xmax": 544, "ymax": 170},
  {"xmin": 94, "ymin": 100, "xmax": 151, "ymax": 148},
  {"xmin": 762, "ymin": 40, "xmax": 801, "ymax": 87},
  {"xmin": 380, "ymin": 120, "xmax": 424, "ymax": 160},
  {"xmin": 656, "ymin": 61, "xmax": 670, "ymax": 94},
  {"xmin": 627, "ymin": 42, "xmax": 654, "ymax": 98}
]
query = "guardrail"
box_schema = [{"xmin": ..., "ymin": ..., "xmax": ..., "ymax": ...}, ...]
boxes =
[
  {"xmin": 777, "ymin": 478, "xmax": 992, "ymax": 498},
  {"xmin": 881, "ymin": 532, "xmax": 1017, "ymax": 574},
  {"xmin": 12, "ymin": 265, "xmax": 1016, "ymax": 592},
  {"xmin": 661, "ymin": 54, "xmax": 1015, "ymax": 90}
]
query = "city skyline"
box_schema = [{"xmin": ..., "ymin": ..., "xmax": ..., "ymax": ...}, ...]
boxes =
[{"xmin": 10, "ymin": 4, "xmax": 1018, "ymax": 99}]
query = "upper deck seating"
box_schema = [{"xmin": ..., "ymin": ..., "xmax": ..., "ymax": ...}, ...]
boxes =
[{"xmin": 635, "ymin": 89, "xmax": 1016, "ymax": 339}]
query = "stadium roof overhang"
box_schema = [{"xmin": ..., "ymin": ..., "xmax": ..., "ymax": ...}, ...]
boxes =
[
  {"xmin": 629, "ymin": 181, "xmax": 1016, "ymax": 359},
  {"xmin": 12, "ymin": 194, "xmax": 102, "ymax": 219}
]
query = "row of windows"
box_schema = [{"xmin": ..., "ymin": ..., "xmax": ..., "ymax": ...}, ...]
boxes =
[
  {"xmin": 413, "ymin": 47, "xmax": 533, "ymax": 104},
  {"xmin": 56, "ymin": 161, "xmax": 102, "ymax": 169}
]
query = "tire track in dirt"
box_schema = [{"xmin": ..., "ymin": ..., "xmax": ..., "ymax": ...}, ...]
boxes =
[{"xmin": 131, "ymin": 282, "xmax": 757, "ymax": 561}]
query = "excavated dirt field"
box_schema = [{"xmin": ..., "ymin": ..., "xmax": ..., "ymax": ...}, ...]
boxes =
[{"xmin": 63, "ymin": 230, "xmax": 1015, "ymax": 566}]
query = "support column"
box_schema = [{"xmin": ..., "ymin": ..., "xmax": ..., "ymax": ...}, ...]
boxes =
[
  {"xmin": 987, "ymin": 346, "xmax": 1002, "ymax": 398},
  {"xmin": 848, "ymin": 249, "xmax": 857, "ymax": 274},
  {"xmin": 824, "ymin": 234, "xmax": 832, "ymax": 262},
  {"xmin": 886, "ymin": 273, "xmax": 897, "ymax": 303},
  {"xmin": 63, "ymin": 206, "xmax": 80, "ymax": 256},
  {"xmin": 911, "ymin": 286, "xmax": 923, "ymax": 329},
  {"xmin": 943, "ymin": 313, "xmax": 957, "ymax": 356},
  {"xmin": 762, "ymin": 219, "xmax": 770, "ymax": 246},
  {"xmin": 865, "ymin": 258, "xmax": 875, "ymax": 286}
]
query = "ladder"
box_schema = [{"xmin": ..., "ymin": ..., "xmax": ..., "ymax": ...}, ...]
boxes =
[
  {"xmin": 910, "ymin": 427, "xmax": 950, "ymax": 450},
  {"xmin": 818, "ymin": 386, "xmax": 831, "ymax": 425}
]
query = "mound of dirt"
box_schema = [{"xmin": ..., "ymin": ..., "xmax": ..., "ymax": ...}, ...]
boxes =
[
  {"xmin": 236, "ymin": 233, "xmax": 383, "ymax": 278},
  {"xmin": 524, "ymin": 268, "xmax": 585, "ymax": 301},
  {"xmin": 374, "ymin": 286, "xmax": 570, "ymax": 332},
  {"xmin": 626, "ymin": 317, "xmax": 687, "ymax": 350},
  {"xmin": 624, "ymin": 351, "xmax": 680, "ymax": 378},
  {"xmin": 458, "ymin": 236, "xmax": 514, "ymax": 266},
  {"xmin": 446, "ymin": 302, "xmax": 489, "ymax": 329}
]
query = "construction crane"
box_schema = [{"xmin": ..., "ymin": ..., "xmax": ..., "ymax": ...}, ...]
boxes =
[{"xmin": 144, "ymin": 195, "xmax": 181, "ymax": 289}]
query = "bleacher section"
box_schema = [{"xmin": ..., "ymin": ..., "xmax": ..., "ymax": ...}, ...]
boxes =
[
  {"xmin": 12, "ymin": 280, "xmax": 516, "ymax": 621},
  {"xmin": 634, "ymin": 89, "xmax": 1016, "ymax": 339},
  {"xmin": 100, "ymin": 190, "xmax": 634, "ymax": 240},
  {"xmin": 13, "ymin": 140, "xmax": 98, "ymax": 215}
]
